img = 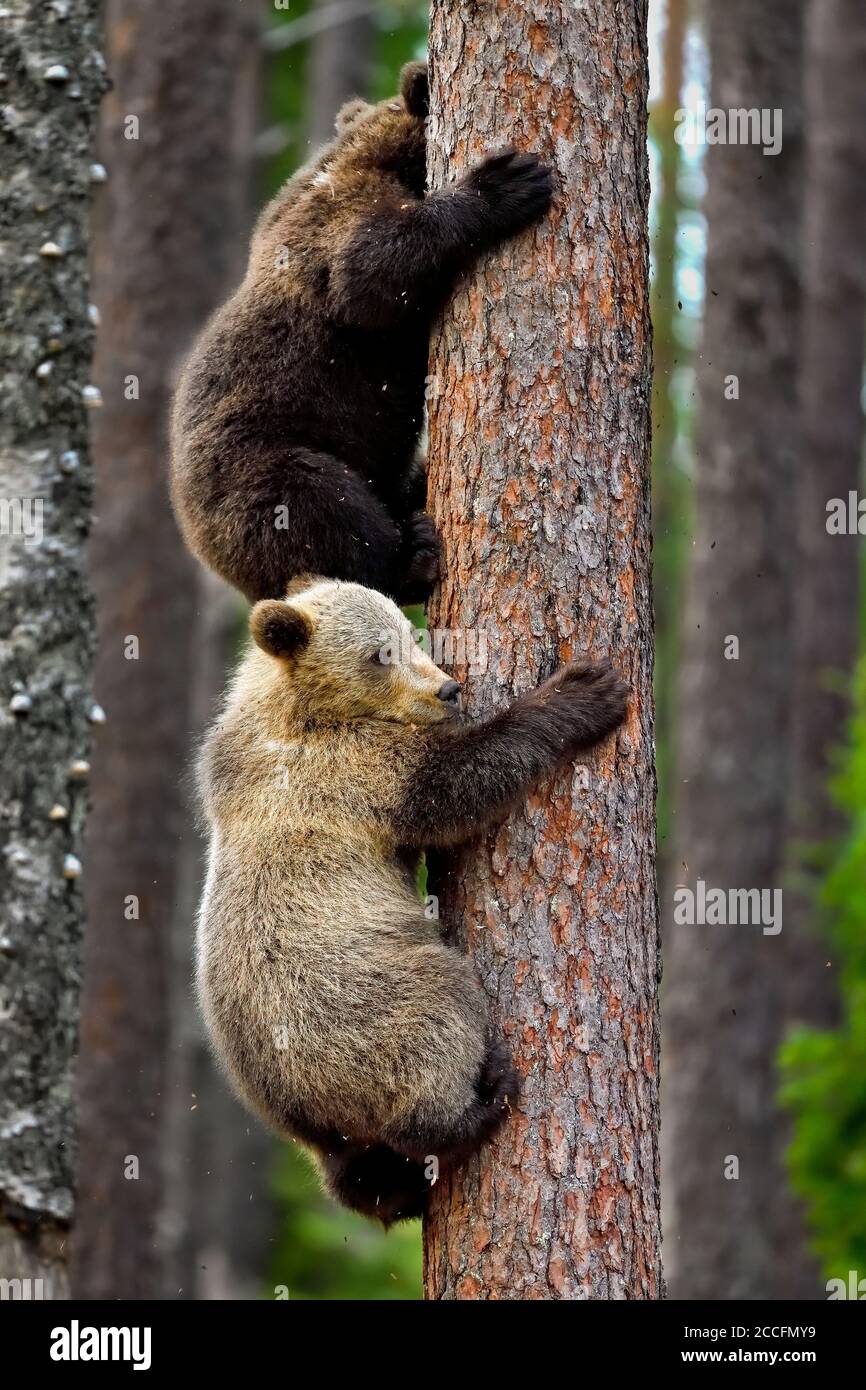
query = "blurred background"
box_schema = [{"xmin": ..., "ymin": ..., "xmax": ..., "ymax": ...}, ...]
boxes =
[{"xmin": 70, "ymin": 0, "xmax": 866, "ymax": 1299}]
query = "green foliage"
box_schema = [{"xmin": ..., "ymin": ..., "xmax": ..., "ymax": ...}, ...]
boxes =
[
  {"xmin": 264, "ymin": 1, "xmax": 428, "ymax": 197},
  {"xmin": 780, "ymin": 660, "xmax": 866, "ymax": 1280},
  {"xmin": 264, "ymin": 0, "xmax": 313, "ymax": 196},
  {"xmin": 371, "ymin": 1, "xmax": 429, "ymax": 100},
  {"xmin": 269, "ymin": 1143, "xmax": 422, "ymax": 1300}
]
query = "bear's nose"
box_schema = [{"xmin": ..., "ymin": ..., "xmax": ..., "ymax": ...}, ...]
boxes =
[{"xmin": 437, "ymin": 680, "xmax": 461, "ymax": 704}]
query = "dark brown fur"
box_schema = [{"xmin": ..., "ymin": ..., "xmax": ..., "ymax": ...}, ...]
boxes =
[{"xmin": 170, "ymin": 63, "xmax": 553, "ymax": 605}]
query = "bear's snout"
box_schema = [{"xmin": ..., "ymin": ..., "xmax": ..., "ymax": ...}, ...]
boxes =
[{"xmin": 437, "ymin": 680, "xmax": 461, "ymax": 708}]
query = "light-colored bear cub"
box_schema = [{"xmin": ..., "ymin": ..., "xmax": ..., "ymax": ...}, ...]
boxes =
[{"xmin": 196, "ymin": 577, "xmax": 628, "ymax": 1224}]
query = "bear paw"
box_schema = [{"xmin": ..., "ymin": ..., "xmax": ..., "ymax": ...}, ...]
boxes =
[
  {"xmin": 542, "ymin": 659, "xmax": 631, "ymax": 743},
  {"xmin": 476, "ymin": 1039, "xmax": 521, "ymax": 1114},
  {"xmin": 465, "ymin": 148, "xmax": 554, "ymax": 237}
]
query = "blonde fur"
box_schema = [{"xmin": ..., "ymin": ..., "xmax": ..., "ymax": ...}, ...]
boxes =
[
  {"xmin": 197, "ymin": 581, "xmax": 488, "ymax": 1158},
  {"xmin": 197, "ymin": 578, "xmax": 629, "ymax": 1221}
]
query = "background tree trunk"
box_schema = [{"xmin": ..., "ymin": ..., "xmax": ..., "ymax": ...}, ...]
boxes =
[
  {"xmin": 423, "ymin": 0, "xmax": 659, "ymax": 1301},
  {"xmin": 0, "ymin": 0, "xmax": 103, "ymax": 1300},
  {"xmin": 650, "ymin": 0, "xmax": 689, "ymax": 877},
  {"xmin": 771, "ymin": 0, "xmax": 866, "ymax": 1296},
  {"xmin": 306, "ymin": 0, "xmax": 376, "ymax": 150},
  {"xmin": 73, "ymin": 0, "xmax": 260, "ymax": 1300},
  {"xmin": 662, "ymin": 0, "xmax": 813, "ymax": 1300},
  {"xmin": 787, "ymin": 0, "xmax": 866, "ymax": 985}
]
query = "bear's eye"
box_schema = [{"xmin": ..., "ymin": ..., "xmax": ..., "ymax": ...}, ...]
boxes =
[{"xmin": 368, "ymin": 648, "xmax": 388, "ymax": 667}]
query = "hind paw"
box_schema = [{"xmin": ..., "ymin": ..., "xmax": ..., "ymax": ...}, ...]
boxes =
[{"xmin": 476, "ymin": 1039, "xmax": 521, "ymax": 1113}]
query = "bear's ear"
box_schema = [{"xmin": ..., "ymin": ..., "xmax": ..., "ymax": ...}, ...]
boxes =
[
  {"xmin": 335, "ymin": 97, "xmax": 370, "ymax": 134},
  {"xmin": 250, "ymin": 600, "xmax": 312, "ymax": 661},
  {"xmin": 400, "ymin": 60, "xmax": 429, "ymax": 118}
]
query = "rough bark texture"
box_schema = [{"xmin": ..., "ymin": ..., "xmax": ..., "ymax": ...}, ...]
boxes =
[
  {"xmin": 787, "ymin": 0, "xmax": 866, "ymax": 973},
  {"xmin": 423, "ymin": 0, "xmax": 659, "ymax": 1301},
  {"xmin": 306, "ymin": 0, "xmax": 376, "ymax": 149},
  {"xmin": 662, "ymin": 0, "xmax": 813, "ymax": 1300},
  {"xmin": 72, "ymin": 0, "xmax": 259, "ymax": 1299},
  {"xmin": 0, "ymin": 0, "xmax": 103, "ymax": 1300}
]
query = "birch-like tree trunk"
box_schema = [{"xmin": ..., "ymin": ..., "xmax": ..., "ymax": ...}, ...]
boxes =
[
  {"xmin": 423, "ymin": 0, "xmax": 659, "ymax": 1301},
  {"xmin": 72, "ymin": 0, "xmax": 259, "ymax": 1300},
  {"xmin": 663, "ymin": 0, "xmax": 810, "ymax": 1300},
  {"xmin": 0, "ymin": 0, "xmax": 103, "ymax": 1300}
]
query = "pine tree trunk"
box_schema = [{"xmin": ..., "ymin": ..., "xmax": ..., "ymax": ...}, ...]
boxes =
[
  {"xmin": 72, "ymin": 0, "xmax": 259, "ymax": 1300},
  {"xmin": 662, "ymin": 0, "xmax": 812, "ymax": 1300},
  {"xmin": 0, "ymin": 0, "xmax": 103, "ymax": 1300},
  {"xmin": 423, "ymin": 0, "xmax": 659, "ymax": 1301}
]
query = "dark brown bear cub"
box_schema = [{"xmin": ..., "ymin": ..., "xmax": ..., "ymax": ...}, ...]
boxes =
[
  {"xmin": 170, "ymin": 62, "xmax": 553, "ymax": 605},
  {"xmin": 196, "ymin": 579, "xmax": 629, "ymax": 1224}
]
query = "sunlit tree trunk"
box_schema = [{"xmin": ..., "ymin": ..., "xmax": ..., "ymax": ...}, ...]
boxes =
[
  {"xmin": 423, "ymin": 0, "xmax": 659, "ymax": 1301},
  {"xmin": 0, "ymin": 0, "xmax": 102, "ymax": 1300}
]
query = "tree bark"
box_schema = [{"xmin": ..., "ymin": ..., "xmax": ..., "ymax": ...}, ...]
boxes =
[
  {"xmin": 0, "ymin": 0, "xmax": 103, "ymax": 1300},
  {"xmin": 423, "ymin": 0, "xmax": 659, "ymax": 1301},
  {"xmin": 72, "ymin": 0, "xmax": 259, "ymax": 1299},
  {"xmin": 305, "ymin": 0, "xmax": 376, "ymax": 150},
  {"xmin": 662, "ymin": 0, "xmax": 812, "ymax": 1300}
]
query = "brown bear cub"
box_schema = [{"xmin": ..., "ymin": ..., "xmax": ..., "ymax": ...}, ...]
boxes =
[
  {"xmin": 196, "ymin": 578, "xmax": 629, "ymax": 1224},
  {"xmin": 170, "ymin": 62, "xmax": 553, "ymax": 606}
]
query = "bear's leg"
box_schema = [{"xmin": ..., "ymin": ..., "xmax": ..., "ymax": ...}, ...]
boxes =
[
  {"xmin": 394, "ymin": 455, "xmax": 440, "ymax": 603},
  {"xmin": 220, "ymin": 446, "xmax": 438, "ymax": 603},
  {"xmin": 385, "ymin": 1037, "xmax": 521, "ymax": 1169},
  {"xmin": 399, "ymin": 511, "xmax": 440, "ymax": 604},
  {"xmin": 400, "ymin": 452, "xmax": 429, "ymax": 515},
  {"xmin": 283, "ymin": 1119, "xmax": 431, "ymax": 1227},
  {"xmin": 316, "ymin": 1143, "xmax": 431, "ymax": 1227}
]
